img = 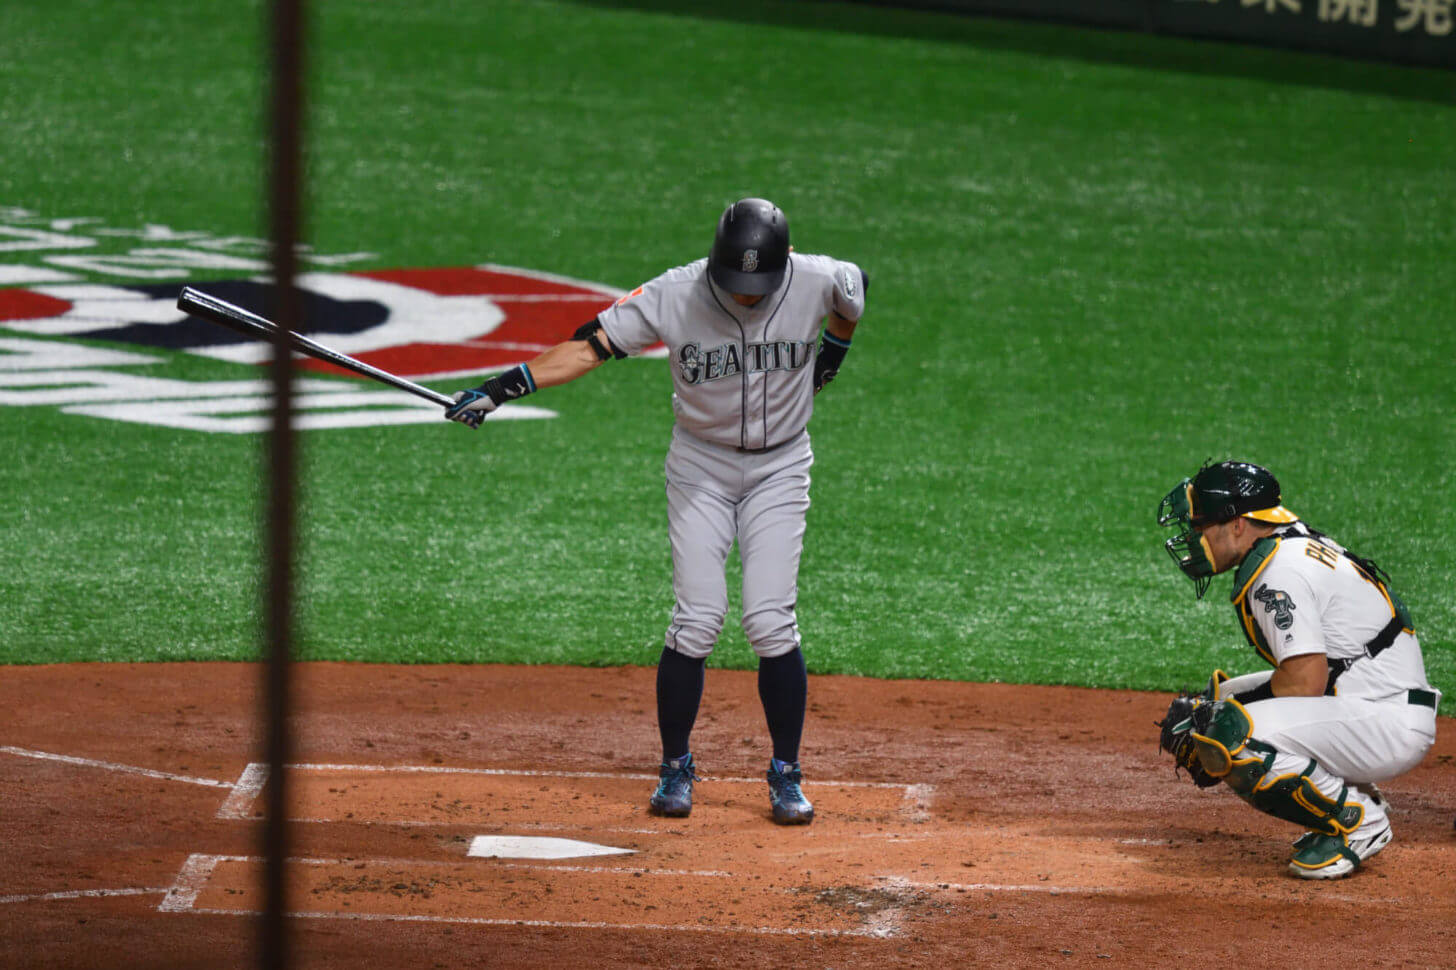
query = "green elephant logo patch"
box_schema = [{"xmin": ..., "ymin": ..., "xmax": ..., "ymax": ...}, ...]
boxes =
[{"xmin": 1254, "ymin": 584, "xmax": 1297, "ymax": 630}]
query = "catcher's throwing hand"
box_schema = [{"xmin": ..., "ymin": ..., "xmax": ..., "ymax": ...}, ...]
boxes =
[
  {"xmin": 444, "ymin": 387, "xmax": 499, "ymax": 428},
  {"xmin": 1157, "ymin": 693, "xmax": 1221, "ymax": 788}
]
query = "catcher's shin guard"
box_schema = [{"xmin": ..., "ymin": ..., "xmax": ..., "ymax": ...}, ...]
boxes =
[{"xmin": 1193, "ymin": 700, "xmax": 1363, "ymax": 837}]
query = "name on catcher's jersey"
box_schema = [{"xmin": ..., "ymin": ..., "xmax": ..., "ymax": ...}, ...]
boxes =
[
  {"xmin": 597, "ymin": 253, "xmax": 865, "ymax": 451},
  {"xmin": 1239, "ymin": 532, "xmax": 1430, "ymax": 699}
]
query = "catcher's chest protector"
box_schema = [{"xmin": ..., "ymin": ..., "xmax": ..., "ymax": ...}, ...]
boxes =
[{"xmin": 1230, "ymin": 530, "xmax": 1413, "ymax": 682}]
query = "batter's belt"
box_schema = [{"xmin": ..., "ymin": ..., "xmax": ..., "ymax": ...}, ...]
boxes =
[{"xmin": 735, "ymin": 439, "xmax": 795, "ymax": 454}]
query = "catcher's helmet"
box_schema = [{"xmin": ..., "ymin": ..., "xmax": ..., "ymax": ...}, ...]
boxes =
[
  {"xmin": 1157, "ymin": 460, "xmax": 1298, "ymax": 599},
  {"xmin": 708, "ymin": 198, "xmax": 789, "ymax": 296}
]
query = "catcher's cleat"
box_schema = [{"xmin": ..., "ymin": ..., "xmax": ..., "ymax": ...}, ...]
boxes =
[
  {"xmin": 1289, "ymin": 822, "xmax": 1393, "ymax": 880},
  {"xmin": 649, "ymin": 753, "xmax": 697, "ymax": 818},
  {"xmin": 767, "ymin": 759, "xmax": 814, "ymax": 825}
]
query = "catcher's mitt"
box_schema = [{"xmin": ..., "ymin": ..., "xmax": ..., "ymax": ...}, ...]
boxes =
[{"xmin": 1157, "ymin": 693, "xmax": 1221, "ymax": 788}]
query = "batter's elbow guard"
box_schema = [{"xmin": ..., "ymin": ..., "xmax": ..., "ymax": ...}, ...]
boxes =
[
  {"xmin": 572, "ymin": 318, "xmax": 626, "ymax": 361},
  {"xmin": 813, "ymin": 331, "xmax": 850, "ymax": 394}
]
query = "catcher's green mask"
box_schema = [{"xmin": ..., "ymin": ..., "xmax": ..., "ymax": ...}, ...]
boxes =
[
  {"xmin": 1158, "ymin": 460, "xmax": 1297, "ymax": 600},
  {"xmin": 1158, "ymin": 478, "xmax": 1217, "ymax": 599}
]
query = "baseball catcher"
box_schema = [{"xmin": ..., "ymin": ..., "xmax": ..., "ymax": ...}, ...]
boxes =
[{"xmin": 1155, "ymin": 460, "xmax": 1439, "ymax": 879}]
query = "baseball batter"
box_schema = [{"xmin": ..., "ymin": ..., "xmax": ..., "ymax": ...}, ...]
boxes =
[
  {"xmin": 445, "ymin": 199, "xmax": 866, "ymax": 825},
  {"xmin": 1156, "ymin": 460, "xmax": 1438, "ymax": 878}
]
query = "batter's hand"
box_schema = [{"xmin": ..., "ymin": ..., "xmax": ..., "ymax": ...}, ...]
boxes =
[{"xmin": 444, "ymin": 386, "xmax": 500, "ymax": 429}]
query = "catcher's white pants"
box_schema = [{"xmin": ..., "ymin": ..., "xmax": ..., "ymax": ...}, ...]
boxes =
[
  {"xmin": 1245, "ymin": 690, "xmax": 1438, "ymax": 836},
  {"xmin": 662, "ymin": 425, "xmax": 812, "ymax": 660}
]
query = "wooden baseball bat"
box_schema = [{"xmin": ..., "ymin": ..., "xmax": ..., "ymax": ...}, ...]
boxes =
[{"xmin": 176, "ymin": 286, "xmax": 453, "ymax": 407}]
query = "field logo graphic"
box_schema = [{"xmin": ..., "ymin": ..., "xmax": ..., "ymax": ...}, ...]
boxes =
[{"xmin": 0, "ymin": 266, "xmax": 661, "ymax": 433}]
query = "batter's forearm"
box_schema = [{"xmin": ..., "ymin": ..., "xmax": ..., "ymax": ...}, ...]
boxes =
[
  {"xmin": 525, "ymin": 339, "xmax": 606, "ymax": 388},
  {"xmin": 825, "ymin": 312, "xmax": 857, "ymax": 342}
]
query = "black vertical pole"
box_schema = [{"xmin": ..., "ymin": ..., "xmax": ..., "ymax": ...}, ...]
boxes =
[{"xmin": 263, "ymin": 1, "xmax": 304, "ymax": 969}]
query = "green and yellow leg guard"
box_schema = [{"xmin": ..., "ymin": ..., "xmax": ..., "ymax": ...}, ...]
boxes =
[{"xmin": 1191, "ymin": 699, "xmax": 1363, "ymax": 837}]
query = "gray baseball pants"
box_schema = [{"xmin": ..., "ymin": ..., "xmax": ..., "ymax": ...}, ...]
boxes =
[{"xmin": 663, "ymin": 425, "xmax": 812, "ymax": 660}]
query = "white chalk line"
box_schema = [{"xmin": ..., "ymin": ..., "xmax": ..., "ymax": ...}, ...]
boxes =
[
  {"xmin": 901, "ymin": 783, "xmax": 934, "ymax": 822},
  {"xmin": 0, "ymin": 887, "xmax": 169, "ymax": 905},
  {"xmin": 158, "ymin": 853, "xmax": 222, "ymax": 913},
  {"xmin": 288, "ymin": 761, "xmax": 915, "ymax": 789},
  {"xmin": 159, "ymin": 853, "xmax": 875, "ymax": 936},
  {"xmin": 183, "ymin": 907, "xmax": 881, "ymax": 937},
  {"xmin": 486, "ymin": 861, "xmax": 732, "ymax": 877},
  {"xmin": 174, "ymin": 854, "xmax": 731, "ymax": 878},
  {"xmin": 0, "ymin": 745, "xmax": 232, "ymax": 789},
  {"xmin": 215, "ymin": 762, "xmax": 268, "ymax": 818},
  {"xmin": 215, "ymin": 761, "xmax": 932, "ymax": 825},
  {"xmin": 859, "ymin": 876, "xmax": 911, "ymax": 939}
]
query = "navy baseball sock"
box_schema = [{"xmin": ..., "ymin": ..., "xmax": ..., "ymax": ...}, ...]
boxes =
[
  {"xmin": 757, "ymin": 648, "xmax": 807, "ymax": 765},
  {"xmin": 656, "ymin": 647, "xmax": 706, "ymax": 762}
]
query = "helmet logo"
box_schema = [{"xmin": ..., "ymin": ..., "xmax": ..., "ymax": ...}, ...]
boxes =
[{"xmin": 741, "ymin": 249, "xmax": 759, "ymax": 273}]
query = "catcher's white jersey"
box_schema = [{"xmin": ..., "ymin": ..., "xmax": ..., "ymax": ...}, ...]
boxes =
[
  {"xmin": 1235, "ymin": 524, "xmax": 1434, "ymax": 701},
  {"xmin": 1226, "ymin": 523, "xmax": 1437, "ymax": 838},
  {"xmin": 598, "ymin": 253, "xmax": 865, "ymax": 451}
]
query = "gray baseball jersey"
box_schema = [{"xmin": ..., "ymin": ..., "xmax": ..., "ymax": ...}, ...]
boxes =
[
  {"xmin": 597, "ymin": 253, "xmax": 865, "ymax": 451},
  {"xmin": 596, "ymin": 252, "xmax": 865, "ymax": 662}
]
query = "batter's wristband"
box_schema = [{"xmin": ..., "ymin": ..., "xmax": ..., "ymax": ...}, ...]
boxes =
[
  {"xmin": 813, "ymin": 332, "xmax": 850, "ymax": 391},
  {"xmin": 484, "ymin": 364, "xmax": 536, "ymax": 403}
]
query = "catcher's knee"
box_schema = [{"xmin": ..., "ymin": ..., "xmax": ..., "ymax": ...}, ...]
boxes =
[
  {"xmin": 1194, "ymin": 700, "xmax": 1362, "ymax": 837},
  {"xmin": 1190, "ymin": 698, "xmax": 1263, "ymax": 781}
]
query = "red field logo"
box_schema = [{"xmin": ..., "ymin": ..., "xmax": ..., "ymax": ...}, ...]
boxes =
[
  {"xmin": 0, "ymin": 266, "xmax": 658, "ymax": 432},
  {"xmin": 0, "ymin": 264, "xmax": 658, "ymax": 377}
]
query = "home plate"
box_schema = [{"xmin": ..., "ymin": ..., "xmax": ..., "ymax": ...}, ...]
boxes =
[{"xmin": 467, "ymin": 835, "xmax": 636, "ymax": 860}]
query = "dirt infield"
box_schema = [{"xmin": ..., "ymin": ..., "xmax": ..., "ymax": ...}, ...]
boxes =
[{"xmin": 2, "ymin": 662, "xmax": 1453, "ymax": 968}]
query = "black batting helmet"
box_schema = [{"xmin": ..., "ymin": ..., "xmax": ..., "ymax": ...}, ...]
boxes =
[{"xmin": 708, "ymin": 198, "xmax": 789, "ymax": 295}]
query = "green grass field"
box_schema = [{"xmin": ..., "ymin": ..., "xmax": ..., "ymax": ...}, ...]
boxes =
[{"xmin": 2, "ymin": 0, "xmax": 1452, "ymax": 712}]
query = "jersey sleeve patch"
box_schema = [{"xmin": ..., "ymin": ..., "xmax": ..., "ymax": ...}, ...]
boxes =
[
  {"xmin": 831, "ymin": 261, "xmax": 866, "ymax": 321},
  {"xmin": 597, "ymin": 280, "xmax": 660, "ymax": 357},
  {"xmin": 1250, "ymin": 557, "xmax": 1325, "ymax": 664},
  {"xmin": 1253, "ymin": 584, "xmax": 1297, "ymax": 630}
]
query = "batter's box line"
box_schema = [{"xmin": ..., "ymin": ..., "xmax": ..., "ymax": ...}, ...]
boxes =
[
  {"xmin": 0, "ymin": 745, "xmax": 234, "ymax": 789},
  {"xmin": 1, "ymin": 887, "xmax": 171, "ymax": 905},
  {"xmin": 159, "ymin": 853, "xmax": 883, "ymax": 937},
  {"xmin": 216, "ymin": 762, "xmax": 935, "ymax": 821}
]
